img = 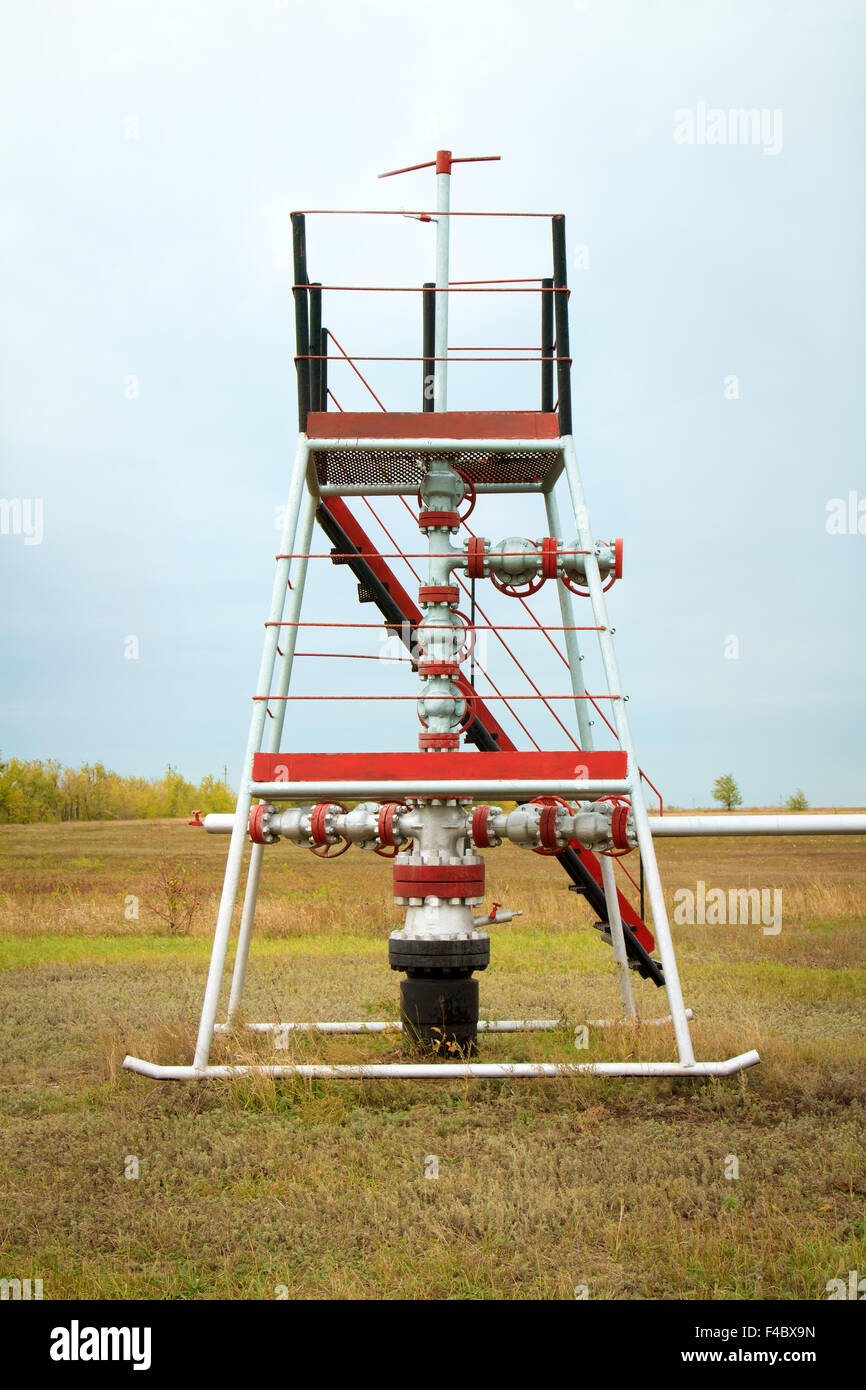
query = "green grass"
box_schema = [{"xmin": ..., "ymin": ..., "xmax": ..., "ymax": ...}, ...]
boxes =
[{"xmin": 0, "ymin": 819, "xmax": 864, "ymax": 1300}]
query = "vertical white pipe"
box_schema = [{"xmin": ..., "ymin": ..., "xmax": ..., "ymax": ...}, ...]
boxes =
[
  {"xmin": 544, "ymin": 488, "xmax": 593, "ymax": 748},
  {"xmin": 560, "ymin": 436, "xmax": 695, "ymax": 1067},
  {"xmin": 226, "ymin": 488, "xmax": 317, "ymax": 1021},
  {"xmin": 434, "ymin": 169, "xmax": 450, "ymax": 411},
  {"xmin": 599, "ymin": 854, "xmax": 637, "ymax": 1019},
  {"xmin": 192, "ymin": 440, "xmax": 310, "ymax": 1070}
]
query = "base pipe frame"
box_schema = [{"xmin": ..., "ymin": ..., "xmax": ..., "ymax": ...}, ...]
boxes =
[{"xmin": 123, "ymin": 1050, "xmax": 760, "ymax": 1081}]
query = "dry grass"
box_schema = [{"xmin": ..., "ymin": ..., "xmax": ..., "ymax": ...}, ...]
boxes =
[{"xmin": 0, "ymin": 817, "xmax": 864, "ymax": 1300}]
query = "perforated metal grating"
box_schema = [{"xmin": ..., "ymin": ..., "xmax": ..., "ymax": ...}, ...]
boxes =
[{"xmin": 314, "ymin": 447, "xmax": 560, "ymax": 490}]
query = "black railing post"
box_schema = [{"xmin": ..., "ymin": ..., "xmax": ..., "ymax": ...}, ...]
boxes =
[
  {"xmin": 309, "ymin": 282, "xmax": 322, "ymax": 415},
  {"xmin": 422, "ymin": 281, "xmax": 436, "ymax": 412},
  {"xmin": 551, "ymin": 216, "xmax": 572, "ymax": 436},
  {"xmin": 320, "ymin": 325, "xmax": 328, "ymax": 411},
  {"xmin": 291, "ymin": 212, "xmax": 311, "ymax": 432},
  {"xmin": 541, "ymin": 275, "xmax": 554, "ymax": 413}
]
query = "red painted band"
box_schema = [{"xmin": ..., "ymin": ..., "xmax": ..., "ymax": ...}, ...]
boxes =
[
  {"xmin": 418, "ymin": 660, "xmax": 460, "ymax": 678},
  {"xmin": 248, "ymin": 805, "xmax": 268, "ymax": 844},
  {"xmin": 541, "ymin": 536, "xmax": 559, "ymax": 580},
  {"xmin": 310, "ymin": 803, "xmax": 331, "ymax": 846},
  {"xmin": 418, "ymin": 585, "xmax": 460, "ymax": 605},
  {"xmin": 472, "ymin": 804, "xmax": 495, "ymax": 848},
  {"xmin": 538, "ymin": 804, "xmax": 561, "ymax": 850},
  {"xmin": 611, "ymin": 804, "xmax": 630, "ymax": 850},
  {"xmin": 417, "ymin": 732, "xmax": 461, "ymax": 750},
  {"xmin": 378, "ymin": 803, "xmax": 399, "ymax": 847},
  {"xmin": 306, "ymin": 411, "xmax": 560, "ymax": 441},
  {"xmin": 254, "ymin": 750, "xmax": 629, "ymax": 781},
  {"xmin": 394, "ymin": 864, "xmax": 485, "ymax": 884},
  {"xmin": 467, "ymin": 535, "xmax": 486, "ymax": 579}
]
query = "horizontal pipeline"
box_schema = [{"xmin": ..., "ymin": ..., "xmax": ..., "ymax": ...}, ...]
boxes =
[
  {"xmin": 647, "ymin": 814, "xmax": 866, "ymax": 836},
  {"xmin": 212, "ymin": 1012, "xmax": 694, "ymax": 1035},
  {"xmin": 201, "ymin": 808, "xmax": 866, "ymax": 835},
  {"xmin": 247, "ymin": 779, "xmax": 631, "ymax": 803}
]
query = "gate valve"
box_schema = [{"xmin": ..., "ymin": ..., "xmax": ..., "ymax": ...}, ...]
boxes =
[
  {"xmin": 487, "ymin": 537, "xmax": 545, "ymax": 598},
  {"xmin": 561, "ymin": 538, "xmax": 623, "ymax": 596},
  {"xmin": 308, "ymin": 801, "xmax": 352, "ymax": 858},
  {"xmin": 188, "ymin": 809, "xmax": 204, "ymax": 828}
]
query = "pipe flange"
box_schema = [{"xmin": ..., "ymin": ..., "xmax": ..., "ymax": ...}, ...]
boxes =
[
  {"xmin": 248, "ymin": 803, "xmax": 278, "ymax": 845},
  {"xmin": 471, "ymin": 804, "xmax": 502, "ymax": 848},
  {"xmin": 388, "ymin": 932, "xmax": 490, "ymax": 975}
]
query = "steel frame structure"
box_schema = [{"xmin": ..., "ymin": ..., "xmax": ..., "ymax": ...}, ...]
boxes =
[{"xmin": 128, "ymin": 152, "xmax": 841, "ymax": 1084}]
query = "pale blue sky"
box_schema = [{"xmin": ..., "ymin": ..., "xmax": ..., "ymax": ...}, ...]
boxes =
[{"xmin": 1, "ymin": 0, "xmax": 864, "ymax": 806}]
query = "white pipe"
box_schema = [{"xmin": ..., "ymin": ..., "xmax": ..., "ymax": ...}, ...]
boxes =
[
  {"xmin": 204, "ymin": 809, "xmax": 866, "ymax": 839},
  {"xmin": 318, "ymin": 483, "xmax": 551, "ymax": 496},
  {"xmin": 648, "ymin": 814, "xmax": 866, "ymax": 836},
  {"xmin": 123, "ymin": 1049, "xmax": 760, "ymax": 1080},
  {"xmin": 249, "ymin": 779, "xmax": 630, "ymax": 801},
  {"xmin": 307, "ymin": 437, "xmax": 564, "ymax": 453},
  {"xmin": 212, "ymin": 1011, "xmax": 694, "ymax": 1036},
  {"xmin": 600, "ymin": 853, "xmax": 637, "ymax": 1019},
  {"xmin": 191, "ymin": 439, "xmax": 310, "ymax": 1072},
  {"xmin": 226, "ymin": 489, "xmax": 317, "ymax": 1023},
  {"xmin": 434, "ymin": 166, "xmax": 450, "ymax": 411}
]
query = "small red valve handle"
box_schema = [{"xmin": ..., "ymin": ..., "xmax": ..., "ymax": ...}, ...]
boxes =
[
  {"xmin": 188, "ymin": 809, "xmax": 204, "ymax": 827},
  {"xmin": 490, "ymin": 569, "xmax": 546, "ymax": 599},
  {"xmin": 487, "ymin": 901, "xmax": 502, "ymax": 922}
]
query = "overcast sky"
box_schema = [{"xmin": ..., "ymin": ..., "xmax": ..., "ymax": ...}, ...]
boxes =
[{"xmin": 1, "ymin": 0, "xmax": 864, "ymax": 807}]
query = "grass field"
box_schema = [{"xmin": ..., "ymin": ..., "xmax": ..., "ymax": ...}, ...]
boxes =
[{"xmin": 1, "ymin": 816, "xmax": 864, "ymax": 1300}]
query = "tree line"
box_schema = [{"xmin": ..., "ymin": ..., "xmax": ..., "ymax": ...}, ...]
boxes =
[{"xmin": 0, "ymin": 757, "xmax": 234, "ymax": 824}]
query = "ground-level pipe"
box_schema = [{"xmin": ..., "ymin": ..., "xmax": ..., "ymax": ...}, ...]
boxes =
[{"xmin": 123, "ymin": 1050, "xmax": 760, "ymax": 1080}]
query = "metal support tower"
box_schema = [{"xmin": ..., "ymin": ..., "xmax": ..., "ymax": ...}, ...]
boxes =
[{"xmin": 124, "ymin": 154, "xmax": 764, "ymax": 1082}]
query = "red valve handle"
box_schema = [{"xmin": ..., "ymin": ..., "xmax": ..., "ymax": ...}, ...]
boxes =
[{"xmin": 490, "ymin": 570, "xmax": 546, "ymax": 598}]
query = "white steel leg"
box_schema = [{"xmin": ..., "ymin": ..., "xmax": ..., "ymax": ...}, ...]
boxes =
[
  {"xmin": 599, "ymin": 853, "xmax": 637, "ymax": 1019},
  {"xmin": 192, "ymin": 440, "xmax": 310, "ymax": 1071},
  {"xmin": 560, "ymin": 435, "xmax": 695, "ymax": 1067},
  {"xmin": 434, "ymin": 168, "xmax": 450, "ymax": 411},
  {"xmin": 226, "ymin": 486, "xmax": 317, "ymax": 1022}
]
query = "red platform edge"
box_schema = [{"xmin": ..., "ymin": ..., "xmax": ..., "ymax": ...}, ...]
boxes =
[
  {"xmin": 306, "ymin": 411, "xmax": 560, "ymax": 441},
  {"xmin": 252, "ymin": 751, "xmax": 628, "ymax": 783}
]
